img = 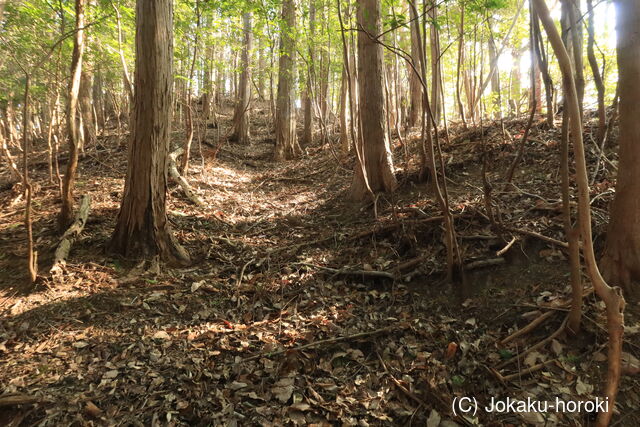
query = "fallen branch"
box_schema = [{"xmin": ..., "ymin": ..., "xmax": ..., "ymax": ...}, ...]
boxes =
[
  {"xmin": 298, "ymin": 262, "xmax": 396, "ymax": 280},
  {"xmin": 169, "ymin": 148, "xmax": 204, "ymax": 207},
  {"xmin": 0, "ymin": 393, "xmax": 41, "ymax": 407},
  {"xmin": 497, "ymin": 316, "xmax": 567, "ymax": 370},
  {"xmin": 505, "ymin": 226, "xmax": 569, "ymax": 248},
  {"xmin": 500, "ymin": 310, "xmax": 556, "ymax": 346},
  {"xmin": 496, "ymin": 236, "xmax": 517, "ymax": 257},
  {"xmin": 50, "ymin": 195, "xmax": 91, "ymax": 276},
  {"xmin": 502, "ymin": 358, "xmax": 559, "ymax": 382},
  {"xmin": 237, "ymin": 325, "xmax": 403, "ymax": 363}
]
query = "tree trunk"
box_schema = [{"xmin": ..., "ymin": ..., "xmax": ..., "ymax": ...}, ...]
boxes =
[
  {"xmin": 408, "ymin": 4, "xmax": 423, "ymax": 128},
  {"xmin": 601, "ymin": 0, "xmax": 640, "ymax": 299},
  {"xmin": 179, "ymin": 0, "xmax": 200, "ymax": 174},
  {"xmin": 79, "ymin": 70, "xmax": 96, "ymax": 147},
  {"xmin": 274, "ymin": 0, "xmax": 301, "ymax": 160},
  {"xmin": 561, "ymin": 0, "xmax": 585, "ymax": 118},
  {"xmin": 59, "ymin": 0, "xmax": 85, "ymax": 229},
  {"xmin": 455, "ymin": 4, "xmax": 466, "ymax": 127},
  {"xmin": 339, "ymin": 62, "xmax": 349, "ymax": 152},
  {"xmin": 488, "ymin": 32, "xmax": 501, "ymax": 119},
  {"xmin": 303, "ymin": 0, "xmax": 315, "ymax": 146},
  {"xmin": 350, "ymin": 0, "xmax": 396, "ymax": 200},
  {"xmin": 230, "ymin": 12, "xmax": 252, "ymax": 144},
  {"xmin": 586, "ymin": 0, "xmax": 606, "ymax": 143},
  {"xmin": 110, "ymin": 0, "xmax": 189, "ymax": 265},
  {"xmin": 428, "ymin": 1, "xmax": 442, "ymax": 125},
  {"xmin": 257, "ymin": 39, "xmax": 265, "ymax": 99},
  {"xmin": 532, "ymin": 2, "xmax": 625, "ymax": 426},
  {"xmin": 317, "ymin": 1, "xmax": 330, "ymax": 124},
  {"xmin": 532, "ymin": 10, "xmax": 554, "ymax": 127}
]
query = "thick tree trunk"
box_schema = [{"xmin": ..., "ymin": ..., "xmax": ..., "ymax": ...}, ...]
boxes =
[
  {"xmin": 601, "ymin": 0, "xmax": 640, "ymax": 299},
  {"xmin": 110, "ymin": 0, "xmax": 189, "ymax": 265},
  {"xmin": 350, "ymin": 0, "xmax": 396, "ymax": 200},
  {"xmin": 59, "ymin": 0, "xmax": 85, "ymax": 229},
  {"xmin": 230, "ymin": 12, "xmax": 252, "ymax": 144},
  {"xmin": 274, "ymin": 0, "xmax": 301, "ymax": 160}
]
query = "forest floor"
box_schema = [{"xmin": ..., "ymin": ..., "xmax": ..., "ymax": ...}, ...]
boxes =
[{"xmin": 0, "ymin": 103, "xmax": 639, "ymax": 426}]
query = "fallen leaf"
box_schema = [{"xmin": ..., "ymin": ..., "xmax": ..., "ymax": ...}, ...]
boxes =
[
  {"xmin": 272, "ymin": 377, "xmax": 294, "ymax": 403},
  {"xmin": 289, "ymin": 402, "xmax": 311, "ymax": 411},
  {"xmin": 551, "ymin": 339, "xmax": 564, "ymax": 356},
  {"xmin": 152, "ymin": 331, "xmax": 170, "ymax": 340},
  {"xmin": 427, "ymin": 409, "xmax": 441, "ymax": 427},
  {"xmin": 576, "ymin": 378, "xmax": 593, "ymax": 395},
  {"xmin": 445, "ymin": 342, "xmax": 458, "ymax": 360},
  {"xmin": 622, "ymin": 352, "xmax": 640, "ymax": 375}
]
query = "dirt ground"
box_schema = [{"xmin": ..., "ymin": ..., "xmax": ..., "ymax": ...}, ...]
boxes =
[{"xmin": 0, "ymin": 103, "xmax": 639, "ymax": 426}]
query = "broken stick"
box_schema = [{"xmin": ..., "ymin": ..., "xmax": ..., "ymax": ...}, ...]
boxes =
[
  {"xmin": 50, "ymin": 195, "xmax": 91, "ymax": 276},
  {"xmin": 169, "ymin": 148, "xmax": 204, "ymax": 207}
]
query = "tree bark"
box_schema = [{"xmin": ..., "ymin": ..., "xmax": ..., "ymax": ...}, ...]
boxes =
[
  {"xmin": 601, "ymin": 0, "xmax": 640, "ymax": 299},
  {"xmin": 586, "ymin": 0, "xmax": 606, "ymax": 143},
  {"xmin": 408, "ymin": 4, "xmax": 423, "ymax": 128},
  {"xmin": 428, "ymin": 0, "xmax": 442, "ymax": 125},
  {"xmin": 230, "ymin": 12, "xmax": 252, "ymax": 144},
  {"xmin": 79, "ymin": 70, "xmax": 96, "ymax": 147},
  {"xmin": 110, "ymin": 0, "xmax": 190, "ymax": 265},
  {"xmin": 303, "ymin": 0, "xmax": 315, "ymax": 146},
  {"xmin": 455, "ymin": 4, "xmax": 466, "ymax": 127},
  {"xmin": 532, "ymin": 2, "xmax": 625, "ymax": 426},
  {"xmin": 349, "ymin": 0, "xmax": 396, "ymax": 200},
  {"xmin": 339, "ymin": 62, "xmax": 349, "ymax": 152},
  {"xmin": 59, "ymin": 0, "xmax": 85, "ymax": 229},
  {"xmin": 274, "ymin": 0, "xmax": 301, "ymax": 160},
  {"xmin": 532, "ymin": 10, "xmax": 554, "ymax": 127}
]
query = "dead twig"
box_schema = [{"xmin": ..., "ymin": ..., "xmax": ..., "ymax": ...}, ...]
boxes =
[
  {"xmin": 297, "ymin": 262, "xmax": 396, "ymax": 280},
  {"xmin": 500, "ymin": 310, "xmax": 556, "ymax": 346},
  {"xmin": 497, "ymin": 316, "xmax": 567, "ymax": 370},
  {"xmin": 237, "ymin": 325, "xmax": 403, "ymax": 363}
]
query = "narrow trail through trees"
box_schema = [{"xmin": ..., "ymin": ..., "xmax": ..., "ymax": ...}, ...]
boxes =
[{"xmin": 0, "ymin": 103, "xmax": 639, "ymax": 425}]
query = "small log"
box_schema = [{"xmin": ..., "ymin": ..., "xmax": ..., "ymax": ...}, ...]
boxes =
[
  {"xmin": 169, "ymin": 148, "xmax": 204, "ymax": 207},
  {"xmin": 50, "ymin": 195, "xmax": 91, "ymax": 276},
  {"xmin": 0, "ymin": 393, "xmax": 41, "ymax": 407}
]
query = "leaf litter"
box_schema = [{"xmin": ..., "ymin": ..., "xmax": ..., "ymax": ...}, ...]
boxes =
[{"xmin": 0, "ymin": 104, "xmax": 639, "ymax": 425}]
